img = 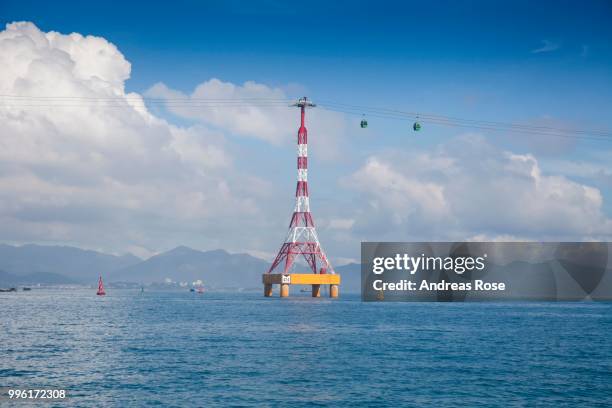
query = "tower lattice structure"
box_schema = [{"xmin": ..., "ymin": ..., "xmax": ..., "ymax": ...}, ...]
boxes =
[{"xmin": 267, "ymin": 97, "xmax": 334, "ymax": 276}]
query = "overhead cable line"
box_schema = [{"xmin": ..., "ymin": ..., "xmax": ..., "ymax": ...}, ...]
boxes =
[{"xmin": 0, "ymin": 94, "xmax": 609, "ymax": 141}]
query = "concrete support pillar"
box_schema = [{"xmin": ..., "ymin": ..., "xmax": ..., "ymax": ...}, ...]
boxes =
[
  {"xmin": 280, "ymin": 284, "xmax": 289, "ymax": 298},
  {"xmin": 264, "ymin": 284, "xmax": 273, "ymax": 297},
  {"xmin": 312, "ymin": 284, "xmax": 321, "ymax": 297},
  {"xmin": 330, "ymin": 284, "xmax": 339, "ymax": 298}
]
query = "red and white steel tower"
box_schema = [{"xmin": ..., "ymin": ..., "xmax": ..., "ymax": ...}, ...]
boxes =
[{"xmin": 267, "ymin": 97, "xmax": 334, "ymax": 276}]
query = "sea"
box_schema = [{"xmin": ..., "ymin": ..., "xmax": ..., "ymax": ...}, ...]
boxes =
[{"xmin": 1, "ymin": 289, "xmax": 611, "ymax": 407}]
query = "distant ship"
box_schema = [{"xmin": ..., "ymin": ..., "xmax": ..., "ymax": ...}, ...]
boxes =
[{"xmin": 96, "ymin": 276, "xmax": 106, "ymax": 296}]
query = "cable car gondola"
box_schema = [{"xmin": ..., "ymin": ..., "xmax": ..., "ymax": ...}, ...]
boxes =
[
  {"xmin": 360, "ymin": 114, "xmax": 368, "ymax": 128},
  {"xmin": 413, "ymin": 115, "xmax": 421, "ymax": 131}
]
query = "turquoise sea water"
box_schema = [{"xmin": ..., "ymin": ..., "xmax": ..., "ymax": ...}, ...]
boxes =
[{"xmin": 1, "ymin": 289, "xmax": 611, "ymax": 407}]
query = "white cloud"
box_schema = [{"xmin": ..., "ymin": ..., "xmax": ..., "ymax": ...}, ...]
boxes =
[
  {"xmin": 467, "ymin": 234, "xmax": 528, "ymax": 242},
  {"xmin": 544, "ymin": 158, "xmax": 612, "ymax": 183},
  {"xmin": 344, "ymin": 157, "xmax": 450, "ymax": 224},
  {"xmin": 145, "ymin": 79, "xmax": 348, "ymax": 160},
  {"xmin": 344, "ymin": 135, "xmax": 612, "ymax": 241},
  {"xmin": 328, "ymin": 218, "xmax": 355, "ymax": 230},
  {"xmin": 531, "ymin": 39, "xmax": 560, "ymax": 54},
  {"xmin": 0, "ymin": 22, "xmax": 275, "ymax": 255},
  {"xmin": 146, "ymin": 80, "xmax": 289, "ymax": 144}
]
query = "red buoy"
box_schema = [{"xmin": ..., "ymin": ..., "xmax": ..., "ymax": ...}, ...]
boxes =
[{"xmin": 96, "ymin": 275, "xmax": 106, "ymax": 296}]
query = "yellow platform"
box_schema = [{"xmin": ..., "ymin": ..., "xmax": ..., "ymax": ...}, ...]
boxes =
[
  {"xmin": 262, "ymin": 273, "xmax": 341, "ymax": 285},
  {"xmin": 262, "ymin": 273, "xmax": 341, "ymax": 298}
]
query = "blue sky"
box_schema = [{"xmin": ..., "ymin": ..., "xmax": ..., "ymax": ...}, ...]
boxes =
[
  {"xmin": 3, "ymin": 0, "xmax": 611, "ymax": 127},
  {"xmin": 1, "ymin": 1, "xmax": 611, "ymax": 261},
  {"xmin": 3, "ymin": 1, "xmax": 611, "ymax": 94},
  {"xmin": 3, "ymin": 0, "xmax": 611, "ymax": 144}
]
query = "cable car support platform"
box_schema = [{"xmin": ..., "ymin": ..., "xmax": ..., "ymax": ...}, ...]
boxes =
[
  {"xmin": 263, "ymin": 273, "xmax": 340, "ymax": 298},
  {"xmin": 263, "ymin": 97, "xmax": 340, "ymax": 299}
]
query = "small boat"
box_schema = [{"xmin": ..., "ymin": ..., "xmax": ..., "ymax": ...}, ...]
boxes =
[
  {"xmin": 0, "ymin": 287, "xmax": 17, "ymax": 292},
  {"xmin": 196, "ymin": 286, "xmax": 204, "ymax": 294},
  {"xmin": 189, "ymin": 288, "xmax": 195, "ymax": 292},
  {"xmin": 22, "ymin": 287, "xmax": 32, "ymax": 291},
  {"xmin": 96, "ymin": 276, "xmax": 106, "ymax": 296}
]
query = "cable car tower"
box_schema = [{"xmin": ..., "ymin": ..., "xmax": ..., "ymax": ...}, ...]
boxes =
[{"xmin": 262, "ymin": 97, "xmax": 340, "ymax": 298}]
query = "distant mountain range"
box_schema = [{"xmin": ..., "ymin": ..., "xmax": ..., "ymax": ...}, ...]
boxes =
[
  {"xmin": 111, "ymin": 246, "xmax": 269, "ymax": 288},
  {"xmin": 0, "ymin": 269, "xmax": 79, "ymax": 285},
  {"xmin": 0, "ymin": 244, "xmax": 361, "ymax": 291},
  {"xmin": 0, "ymin": 244, "xmax": 140, "ymax": 284}
]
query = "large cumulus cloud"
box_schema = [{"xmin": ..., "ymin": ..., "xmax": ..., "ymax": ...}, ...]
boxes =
[
  {"xmin": 145, "ymin": 79, "xmax": 348, "ymax": 159},
  {"xmin": 342, "ymin": 135, "xmax": 612, "ymax": 243},
  {"xmin": 0, "ymin": 22, "xmax": 273, "ymax": 257}
]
